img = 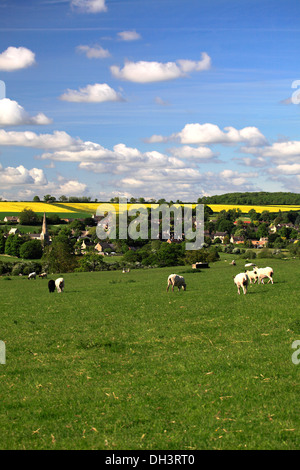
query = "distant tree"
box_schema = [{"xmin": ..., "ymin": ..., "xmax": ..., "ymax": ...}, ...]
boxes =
[
  {"xmin": 4, "ymin": 234, "xmax": 13, "ymax": 256},
  {"xmin": 5, "ymin": 234, "xmax": 25, "ymax": 257},
  {"xmin": 216, "ymin": 218, "xmax": 234, "ymax": 234},
  {"xmin": 59, "ymin": 195, "xmax": 68, "ymax": 202},
  {"xmin": 257, "ymin": 223, "xmax": 269, "ymax": 238},
  {"xmin": 69, "ymin": 219, "xmax": 85, "ymax": 231},
  {"xmin": 260, "ymin": 210, "xmax": 271, "ymax": 222},
  {"xmin": 19, "ymin": 240, "xmax": 43, "ymax": 259},
  {"xmin": 33, "ymin": 195, "xmax": 40, "ymax": 202},
  {"xmin": 0, "ymin": 234, "xmax": 5, "ymax": 254},
  {"xmin": 44, "ymin": 194, "xmax": 56, "ymax": 203},
  {"xmin": 204, "ymin": 205, "xmax": 213, "ymax": 222},
  {"xmin": 42, "ymin": 238, "xmax": 77, "ymax": 273},
  {"xmin": 18, "ymin": 208, "xmax": 39, "ymax": 225}
]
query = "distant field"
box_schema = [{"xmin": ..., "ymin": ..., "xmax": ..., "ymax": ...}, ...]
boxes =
[
  {"xmin": 0, "ymin": 201, "xmax": 300, "ymax": 219},
  {"xmin": 0, "ymin": 258, "xmax": 299, "ymax": 450},
  {"xmin": 205, "ymin": 204, "xmax": 300, "ymax": 213}
]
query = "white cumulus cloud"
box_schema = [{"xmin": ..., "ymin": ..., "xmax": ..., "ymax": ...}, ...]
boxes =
[
  {"xmin": 0, "ymin": 129, "xmax": 78, "ymax": 149},
  {"xmin": 0, "ymin": 98, "xmax": 52, "ymax": 126},
  {"xmin": 0, "ymin": 164, "xmax": 47, "ymax": 187},
  {"xmin": 176, "ymin": 123, "xmax": 267, "ymax": 146},
  {"xmin": 0, "ymin": 46, "xmax": 36, "ymax": 72},
  {"xmin": 110, "ymin": 53, "xmax": 211, "ymax": 83},
  {"xmin": 60, "ymin": 83, "xmax": 124, "ymax": 103}
]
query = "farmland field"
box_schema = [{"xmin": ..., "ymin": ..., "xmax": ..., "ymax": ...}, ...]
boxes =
[
  {"xmin": 0, "ymin": 257, "xmax": 299, "ymax": 450},
  {"xmin": 1, "ymin": 201, "xmax": 300, "ymax": 219}
]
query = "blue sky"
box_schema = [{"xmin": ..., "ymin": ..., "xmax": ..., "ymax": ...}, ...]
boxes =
[{"xmin": 0, "ymin": 0, "xmax": 300, "ymax": 201}]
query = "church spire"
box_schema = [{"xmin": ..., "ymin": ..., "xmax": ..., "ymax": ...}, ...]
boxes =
[{"xmin": 40, "ymin": 212, "xmax": 49, "ymax": 245}]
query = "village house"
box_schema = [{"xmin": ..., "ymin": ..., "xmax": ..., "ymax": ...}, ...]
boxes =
[
  {"xmin": 269, "ymin": 223, "xmax": 296, "ymax": 233},
  {"xmin": 28, "ymin": 233, "xmax": 42, "ymax": 240},
  {"xmin": 212, "ymin": 232, "xmax": 227, "ymax": 243},
  {"xmin": 8, "ymin": 227, "xmax": 20, "ymax": 235},
  {"xmin": 4, "ymin": 216, "xmax": 19, "ymax": 223},
  {"xmin": 230, "ymin": 235, "xmax": 244, "ymax": 244},
  {"xmin": 94, "ymin": 241, "xmax": 115, "ymax": 253},
  {"xmin": 251, "ymin": 237, "xmax": 268, "ymax": 248}
]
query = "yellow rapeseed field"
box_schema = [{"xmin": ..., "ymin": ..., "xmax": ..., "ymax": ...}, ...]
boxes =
[
  {"xmin": 0, "ymin": 202, "xmax": 73, "ymax": 213},
  {"xmin": 0, "ymin": 201, "xmax": 300, "ymax": 216}
]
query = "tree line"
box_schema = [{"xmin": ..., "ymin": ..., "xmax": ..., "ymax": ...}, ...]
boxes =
[{"xmin": 197, "ymin": 192, "xmax": 300, "ymax": 205}]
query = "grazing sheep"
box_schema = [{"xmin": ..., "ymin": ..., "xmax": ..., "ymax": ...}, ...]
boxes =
[
  {"xmin": 245, "ymin": 270, "xmax": 258, "ymax": 284},
  {"xmin": 234, "ymin": 272, "xmax": 249, "ymax": 295},
  {"xmin": 28, "ymin": 272, "xmax": 36, "ymax": 280},
  {"xmin": 253, "ymin": 266, "xmax": 274, "ymax": 284},
  {"xmin": 166, "ymin": 274, "xmax": 186, "ymax": 292},
  {"xmin": 48, "ymin": 280, "xmax": 55, "ymax": 293},
  {"xmin": 39, "ymin": 272, "xmax": 47, "ymax": 279},
  {"xmin": 55, "ymin": 277, "xmax": 64, "ymax": 293},
  {"xmin": 230, "ymin": 260, "xmax": 236, "ymax": 266}
]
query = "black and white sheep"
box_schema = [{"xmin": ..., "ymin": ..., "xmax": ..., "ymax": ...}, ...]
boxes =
[{"xmin": 55, "ymin": 277, "xmax": 64, "ymax": 293}]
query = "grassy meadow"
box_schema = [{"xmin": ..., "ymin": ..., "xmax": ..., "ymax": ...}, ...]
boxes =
[{"xmin": 0, "ymin": 256, "xmax": 299, "ymax": 450}]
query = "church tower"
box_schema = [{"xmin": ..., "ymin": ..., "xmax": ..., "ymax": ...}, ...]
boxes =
[{"xmin": 40, "ymin": 212, "xmax": 50, "ymax": 245}]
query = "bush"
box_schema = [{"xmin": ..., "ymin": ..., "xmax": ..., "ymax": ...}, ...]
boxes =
[
  {"xmin": 257, "ymin": 248, "xmax": 273, "ymax": 259},
  {"xmin": 0, "ymin": 262, "xmax": 12, "ymax": 275},
  {"xmin": 241, "ymin": 250, "xmax": 257, "ymax": 259},
  {"xmin": 12, "ymin": 262, "xmax": 27, "ymax": 276},
  {"xmin": 22, "ymin": 262, "xmax": 42, "ymax": 276}
]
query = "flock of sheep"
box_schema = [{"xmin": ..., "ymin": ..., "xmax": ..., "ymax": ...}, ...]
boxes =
[
  {"xmin": 27, "ymin": 271, "xmax": 65, "ymax": 293},
  {"xmin": 27, "ymin": 263, "xmax": 273, "ymax": 297},
  {"xmin": 233, "ymin": 266, "xmax": 274, "ymax": 295},
  {"xmin": 166, "ymin": 265, "xmax": 274, "ymax": 296}
]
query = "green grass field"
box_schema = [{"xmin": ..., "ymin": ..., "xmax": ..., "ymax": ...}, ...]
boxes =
[{"xmin": 0, "ymin": 258, "xmax": 299, "ymax": 450}]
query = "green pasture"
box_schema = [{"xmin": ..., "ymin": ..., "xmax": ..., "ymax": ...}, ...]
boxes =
[{"xmin": 0, "ymin": 258, "xmax": 299, "ymax": 450}]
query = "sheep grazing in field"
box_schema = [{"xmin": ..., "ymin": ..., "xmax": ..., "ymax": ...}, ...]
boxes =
[
  {"xmin": 28, "ymin": 272, "xmax": 36, "ymax": 280},
  {"xmin": 245, "ymin": 270, "xmax": 258, "ymax": 284},
  {"xmin": 166, "ymin": 274, "xmax": 186, "ymax": 292},
  {"xmin": 230, "ymin": 260, "xmax": 236, "ymax": 266},
  {"xmin": 39, "ymin": 272, "xmax": 47, "ymax": 279},
  {"xmin": 48, "ymin": 279, "xmax": 55, "ymax": 293},
  {"xmin": 253, "ymin": 266, "xmax": 274, "ymax": 284},
  {"xmin": 55, "ymin": 277, "xmax": 64, "ymax": 293},
  {"xmin": 234, "ymin": 272, "xmax": 249, "ymax": 295}
]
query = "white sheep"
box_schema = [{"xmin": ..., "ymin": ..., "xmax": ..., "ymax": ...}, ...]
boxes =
[
  {"xmin": 55, "ymin": 277, "xmax": 65, "ymax": 293},
  {"xmin": 166, "ymin": 274, "xmax": 186, "ymax": 292},
  {"xmin": 245, "ymin": 270, "xmax": 258, "ymax": 284},
  {"xmin": 234, "ymin": 272, "xmax": 249, "ymax": 295},
  {"xmin": 253, "ymin": 266, "xmax": 274, "ymax": 284},
  {"xmin": 28, "ymin": 272, "xmax": 36, "ymax": 280}
]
